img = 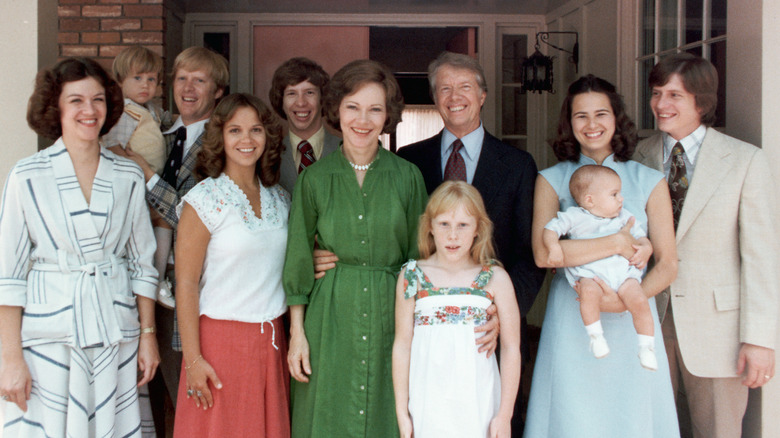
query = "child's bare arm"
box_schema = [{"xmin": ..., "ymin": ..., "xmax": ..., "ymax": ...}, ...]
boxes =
[
  {"xmin": 629, "ymin": 236, "xmax": 653, "ymax": 269},
  {"xmin": 487, "ymin": 267, "xmax": 521, "ymax": 437},
  {"xmin": 542, "ymin": 228, "xmax": 565, "ymax": 266},
  {"xmin": 392, "ymin": 268, "xmax": 416, "ymax": 438}
]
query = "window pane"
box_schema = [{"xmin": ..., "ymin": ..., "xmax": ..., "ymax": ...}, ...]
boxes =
[
  {"xmin": 685, "ymin": 46, "xmax": 702, "ymax": 57},
  {"xmin": 684, "ymin": 0, "xmax": 703, "ymax": 44},
  {"xmin": 501, "ymin": 87, "xmax": 527, "ymax": 135},
  {"xmin": 639, "ymin": 58, "xmax": 656, "ymax": 130},
  {"xmin": 710, "ymin": 40, "xmax": 727, "ymax": 126},
  {"xmin": 711, "ymin": 0, "xmax": 727, "ymax": 38},
  {"xmin": 660, "ymin": 0, "xmax": 678, "ymax": 51},
  {"xmin": 642, "ymin": 0, "xmax": 656, "ymax": 55},
  {"xmin": 502, "ymin": 34, "xmax": 527, "ymax": 83}
]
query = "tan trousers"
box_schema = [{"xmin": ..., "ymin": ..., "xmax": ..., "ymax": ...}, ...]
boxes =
[{"xmin": 663, "ymin": 308, "xmax": 748, "ymax": 438}]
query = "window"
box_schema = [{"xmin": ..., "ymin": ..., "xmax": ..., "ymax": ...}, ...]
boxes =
[
  {"xmin": 637, "ymin": 0, "xmax": 727, "ymax": 130},
  {"xmin": 382, "ymin": 107, "xmax": 444, "ymax": 151},
  {"xmin": 499, "ymin": 33, "xmax": 529, "ymax": 150}
]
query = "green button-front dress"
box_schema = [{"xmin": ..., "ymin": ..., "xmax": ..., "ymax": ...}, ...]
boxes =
[{"xmin": 283, "ymin": 146, "xmax": 428, "ymax": 438}]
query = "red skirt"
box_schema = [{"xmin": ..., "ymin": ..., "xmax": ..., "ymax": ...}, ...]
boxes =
[{"xmin": 173, "ymin": 315, "xmax": 290, "ymax": 438}]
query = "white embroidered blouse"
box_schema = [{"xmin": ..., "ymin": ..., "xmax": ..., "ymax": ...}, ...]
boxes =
[{"xmin": 178, "ymin": 173, "xmax": 290, "ymax": 323}]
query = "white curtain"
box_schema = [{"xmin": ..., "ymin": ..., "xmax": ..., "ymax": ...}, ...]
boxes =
[{"xmin": 381, "ymin": 107, "xmax": 444, "ymax": 150}]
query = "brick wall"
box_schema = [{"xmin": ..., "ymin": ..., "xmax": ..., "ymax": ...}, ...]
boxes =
[{"xmin": 58, "ymin": 0, "xmax": 165, "ymax": 74}]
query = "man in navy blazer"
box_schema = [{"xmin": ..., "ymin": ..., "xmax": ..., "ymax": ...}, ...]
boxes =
[{"xmin": 397, "ymin": 52, "xmax": 544, "ymax": 436}]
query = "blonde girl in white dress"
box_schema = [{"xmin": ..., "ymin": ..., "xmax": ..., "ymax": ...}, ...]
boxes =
[{"xmin": 393, "ymin": 181, "xmax": 521, "ymax": 438}]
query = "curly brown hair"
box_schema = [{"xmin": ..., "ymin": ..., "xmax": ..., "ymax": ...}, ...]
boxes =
[
  {"xmin": 27, "ymin": 57, "xmax": 124, "ymax": 140},
  {"xmin": 195, "ymin": 93, "xmax": 284, "ymax": 187},
  {"xmin": 552, "ymin": 74, "xmax": 637, "ymax": 163},
  {"xmin": 269, "ymin": 57, "xmax": 330, "ymax": 120},
  {"xmin": 323, "ymin": 59, "xmax": 404, "ymax": 134}
]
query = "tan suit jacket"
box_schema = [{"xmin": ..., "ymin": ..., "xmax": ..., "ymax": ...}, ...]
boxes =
[{"xmin": 634, "ymin": 127, "xmax": 779, "ymax": 378}]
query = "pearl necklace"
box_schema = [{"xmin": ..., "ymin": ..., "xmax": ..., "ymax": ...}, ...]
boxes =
[{"xmin": 349, "ymin": 158, "xmax": 376, "ymax": 171}]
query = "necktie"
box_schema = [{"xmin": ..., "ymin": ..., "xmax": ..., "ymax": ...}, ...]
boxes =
[
  {"xmin": 162, "ymin": 126, "xmax": 186, "ymax": 188},
  {"xmin": 443, "ymin": 139, "xmax": 467, "ymax": 182},
  {"xmin": 668, "ymin": 142, "xmax": 689, "ymax": 230},
  {"xmin": 298, "ymin": 140, "xmax": 316, "ymax": 174}
]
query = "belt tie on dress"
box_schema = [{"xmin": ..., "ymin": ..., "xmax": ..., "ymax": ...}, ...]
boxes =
[{"xmin": 33, "ymin": 250, "xmax": 127, "ymax": 349}]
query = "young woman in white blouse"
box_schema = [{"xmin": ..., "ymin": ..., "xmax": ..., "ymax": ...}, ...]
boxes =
[{"xmin": 172, "ymin": 93, "xmax": 291, "ymax": 437}]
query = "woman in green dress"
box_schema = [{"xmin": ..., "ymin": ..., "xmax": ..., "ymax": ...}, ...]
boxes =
[{"xmin": 283, "ymin": 59, "xmax": 428, "ymax": 438}]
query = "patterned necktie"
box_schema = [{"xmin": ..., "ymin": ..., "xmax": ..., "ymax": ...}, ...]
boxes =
[
  {"xmin": 298, "ymin": 140, "xmax": 315, "ymax": 174},
  {"xmin": 162, "ymin": 126, "xmax": 186, "ymax": 188},
  {"xmin": 668, "ymin": 142, "xmax": 689, "ymax": 230},
  {"xmin": 443, "ymin": 139, "xmax": 467, "ymax": 182}
]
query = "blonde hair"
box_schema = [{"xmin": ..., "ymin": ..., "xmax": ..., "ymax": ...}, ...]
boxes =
[
  {"xmin": 418, "ymin": 181, "xmax": 497, "ymax": 265},
  {"xmin": 112, "ymin": 46, "xmax": 163, "ymax": 83},
  {"xmin": 172, "ymin": 47, "xmax": 229, "ymax": 90}
]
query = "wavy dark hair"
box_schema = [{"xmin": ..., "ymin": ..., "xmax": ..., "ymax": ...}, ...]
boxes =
[
  {"xmin": 195, "ymin": 93, "xmax": 284, "ymax": 187},
  {"xmin": 27, "ymin": 57, "xmax": 124, "ymax": 140},
  {"xmin": 552, "ymin": 74, "xmax": 637, "ymax": 162},
  {"xmin": 323, "ymin": 59, "xmax": 404, "ymax": 134}
]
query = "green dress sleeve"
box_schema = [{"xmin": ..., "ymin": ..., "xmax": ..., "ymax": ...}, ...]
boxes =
[{"xmin": 282, "ymin": 168, "xmax": 318, "ymax": 306}]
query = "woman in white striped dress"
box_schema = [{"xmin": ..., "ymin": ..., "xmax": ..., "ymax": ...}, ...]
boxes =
[{"xmin": 0, "ymin": 57, "xmax": 160, "ymax": 437}]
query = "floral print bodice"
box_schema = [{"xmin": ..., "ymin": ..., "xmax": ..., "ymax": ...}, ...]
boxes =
[{"xmin": 402, "ymin": 260, "xmax": 494, "ymax": 327}]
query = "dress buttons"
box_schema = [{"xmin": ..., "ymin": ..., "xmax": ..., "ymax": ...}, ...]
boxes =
[
  {"xmin": 363, "ymin": 193, "xmax": 367, "ymax": 197},
  {"xmin": 362, "ymin": 335, "xmax": 367, "ymax": 340},
  {"xmin": 358, "ymin": 214, "xmax": 363, "ymax": 220},
  {"xmin": 361, "ymin": 240, "xmax": 366, "ymax": 244},
  {"xmin": 363, "ymin": 313, "xmax": 368, "ymax": 317},
  {"xmin": 361, "ymin": 360, "xmax": 366, "ymax": 365},
  {"xmin": 363, "ymin": 287, "xmax": 368, "ymax": 292},
  {"xmin": 359, "ymin": 410, "xmax": 364, "ymax": 415},
  {"xmin": 360, "ymin": 385, "xmax": 365, "ymax": 390}
]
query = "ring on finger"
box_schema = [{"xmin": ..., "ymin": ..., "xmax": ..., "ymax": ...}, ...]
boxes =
[
  {"xmin": 0, "ymin": 395, "xmax": 9, "ymax": 401},
  {"xmin": 187, "ymin": 389, "xmax": 194, "ymax": 397},
  {"xmin": 196, "ymin": 391, "xmax": 203, "ymax": 397},
  {"xmin": 765, "ymin": 375, "xmax": 772, "ymax": 379}
]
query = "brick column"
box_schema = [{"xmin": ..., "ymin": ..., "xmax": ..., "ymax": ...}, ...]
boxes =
[{"xmin": 58, "ymin": 0, "xmax": 164, "ymax": 73}]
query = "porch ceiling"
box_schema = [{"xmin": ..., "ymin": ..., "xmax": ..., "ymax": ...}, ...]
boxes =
[{"xmin": 180, "ymin": 0, "xmax": 548, "ymax": 15}]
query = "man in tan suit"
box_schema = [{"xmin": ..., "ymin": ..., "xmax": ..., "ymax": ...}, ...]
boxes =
[{"xmin": 634, "ymin": 53, "xmax": 778, "ymax": 437}]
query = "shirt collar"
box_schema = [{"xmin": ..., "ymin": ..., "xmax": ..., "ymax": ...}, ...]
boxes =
[
  {"xmin": 441, "ymin": 123, "xmax": 484, "ymax": 161},
  {"xmin": 289, "ymin": 125, "xmax": 326, "ymax": 156},
  {"xmin": 164, "ymin": 117, "xmax": 208, "ymax": 151},
  {"xmin": 663, "ymin": 124, "xmax": 706, "ymax": 164}
]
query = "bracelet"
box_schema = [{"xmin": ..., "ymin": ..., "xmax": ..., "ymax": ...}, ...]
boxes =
[
  {"xmin": 185, "ymin": 355, "xmax": 203, "ymax": 370},
  {"xmin": 140, "ymin": 326, "xmax": 156, "ymax": 335}
]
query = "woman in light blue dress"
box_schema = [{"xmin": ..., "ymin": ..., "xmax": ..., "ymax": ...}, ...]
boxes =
[{"xmin": 524, "ymin": 75, "xmax": 680, "ymax": 437}]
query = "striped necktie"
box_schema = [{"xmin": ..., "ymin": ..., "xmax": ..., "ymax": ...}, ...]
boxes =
[{"xmin": 298, "ymin": 140, "xmax": 315, "ymax": 174}]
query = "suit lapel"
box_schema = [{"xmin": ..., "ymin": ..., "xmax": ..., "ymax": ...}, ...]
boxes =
[
  {"xmin": 675, "ymin": 128, "xmax": 735, "ymax": 240},
  {"xmin": 420, "ymin": 132, "xmax": 445, "ymax": 193},
  {"xmin": 282, "ymin": 135, "xmax": 297, "ymax": 176},
  {"xmin": 471, "ymin": 134, "xmax": 502, "ymax": 206},
  {"xmin": 177, "ymin": 133, "xmax": 203, "ymax": 189},
  {"xmin": 635, "ymin": 134, "xmax": 664, "ymax": 172}
]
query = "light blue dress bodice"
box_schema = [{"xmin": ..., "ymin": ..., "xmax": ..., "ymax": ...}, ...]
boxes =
[{"xmin": 524, "ymin": 154, "xmax": 680, "ymax": 438}]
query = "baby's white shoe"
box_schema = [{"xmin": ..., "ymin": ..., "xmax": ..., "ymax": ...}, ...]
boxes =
[
  {"xmin": 589, "ymin": 334, "xmax": 610, "ymax": 359},
  {"xmin": 639, "ymin": 345, "xmax": 658, "ymax": 371},
  {"xmin": 157, "ymin": 279, "xmax": 175, "ymax": 309}
]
